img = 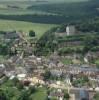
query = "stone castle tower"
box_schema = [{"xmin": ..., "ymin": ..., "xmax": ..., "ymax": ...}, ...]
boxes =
[{"xmin": 66, "ymin": 25, "xmax": 76, "ymax": 36}]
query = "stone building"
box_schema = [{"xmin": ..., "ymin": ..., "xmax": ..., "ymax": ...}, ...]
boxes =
[
  {"xmin": 66, "ymin": 25, "xmax": 76, "ymax": 36},
  {"xmin": 55, "ymin": 25, "xmax": 76, "ymax": 37}
]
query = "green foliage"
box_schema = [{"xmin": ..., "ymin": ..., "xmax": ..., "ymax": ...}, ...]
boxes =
[
  {"xmin": 58, "ymin": 34, "xmax": 85, "ymax": 42},
  {"xmin": 94, "ymin": 92, "xmax": 99, "ymax": 100},
  {"xmin": 0, "ymin": 78, "xmax": 48, "ymax": 100},
  {"xmin": 0, "ymin": 0, "xmax": 98, "ymax": 24},
  {"xmin": 43, "ymin": 70, "xmax": 51, "ymax": 81},
  {"xmin": 29, "ymin": 86, "xmax": 36, "ymax": 94},
  {"xmin": 29, "ymin": 30, "xmax": 35, "ymax": 37},
  {"xmin": 58, "ymin": 46, "xmax": 84, "ymax": 55},
  {"xmin": 0, "ymin": 19, "xmax": 57, "ymax": 38},
  {"xmin": 56, "ymin": 24, "xmax": 67, "ymax": 33},
  {"xmin": 95, "ymin": 60, "xmax": 99, "ymax": 69},
  {"xmin": 12, "ymin": 77, "xmax": 19, "ymax": 86},
  {"xmin": 30, "ymin": 87, "xmax": 47, "ymax": 100},
  {"xmin": 64, "ymin": 92, "xmax": 70, "ymax": 100},
  {"xmin": 61, "ymin": 59, "xmax": 72, "ymax": 65},
  {"xmin": 72, "ymin": 76, "xmax": 89, "ymax": 87},
  {"xmin": 0, "ymin": 31, "xmax": 6, "ymax": 34},
  {"xmin": 0, "ymin": 89, "xmax": 9, "ymax": 100},
  {"xmin": 17, "ymin": 82, "xmax": 24, "ymax": 90},
  {"xmin": 76, "ymin": 18, "xmax": 99, "ymax": 32},
  {"xmin": 83, "ymin": 35, "xmax": 99, "ymax": 53},
  {"xmin": 35, "ymin": 27, "xmax": 57, "ymax": 56},
  {"xmin": 6, "ymin": 88, "xmax": 15, "ymax": 98},
  {"xmin": 0, "ymin": 44, "xmax": 8, "ymax": 55},
  {"xmin": 17, "ymin": 90, "xmax": 30, "ymax": 100}
]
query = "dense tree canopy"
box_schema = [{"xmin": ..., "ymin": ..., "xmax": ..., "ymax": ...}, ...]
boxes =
[{"xmin": 0, "ymin": 89, "xmax": 9, "ymax": 100}]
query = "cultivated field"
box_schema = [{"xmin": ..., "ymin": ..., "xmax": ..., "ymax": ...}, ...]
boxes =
[
  {"xmin": 0, "ymin": 19, "xmax": 57, "ymax": 38},
  {"xmin": 0, "ymin": 0, "xmax": 96, "ymax": 24},
  {"xmin": 0, "ymin": 0, "xmax": 90, "ymax": 15}
]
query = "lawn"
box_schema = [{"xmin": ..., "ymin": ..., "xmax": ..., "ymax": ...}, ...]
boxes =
[
  {"xmin": 0, "ymin": 9, "xmax": 52, "ymax": 15},
  {"xmin": 0, "ymin": 19, "xmax": 57, "ymax": 38},
  {"xmin": 30, "ymin": 87, "xmax": 47, "ymax": 100}
]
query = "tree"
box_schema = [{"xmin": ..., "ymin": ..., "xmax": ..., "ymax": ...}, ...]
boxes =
[
  {"xmin": 94, "ymin": 92, "xmax": 99, "ymax": 100},
  {"xmin": 95, "ymin": 60, "xmax": 99, "ymax": 69},
  {"xmin": 29, "ymin": 30, "xmax": 35, "ymax": 37},
  {"xmin": 17, "ymin": 90, "xmax": 31, "ymax": 100},
  {"xmin": 12, "ymin": 77, "xmax": 19, "ymax": 86},
  {"xmin": 43, "ymin": 70, "xmax": 51, "ymax": 81},
  {"xmin": 82, "ymin": 76, "xmax": 89, "ymax": 83},
  {"xmin": 0, "ymin": 89, "xmax": 9, "ymax": 100},
  {"xmin": 17, "ymin": 82, "xmax": 24, "ymax": 90},
  {"xmin": 64, "ymin": 92, "xmax": 70, "ymax": 100},
  {"xmin": 83, "ymin": 35, "xmax": 98, "ymax": 54},
  {"xmin": 6, "ymin": 88, "xmax": 14, "ymax": 98},
  {"xmin": 29, "ymin": 86, "xmax": 36, "ymax": 94}
]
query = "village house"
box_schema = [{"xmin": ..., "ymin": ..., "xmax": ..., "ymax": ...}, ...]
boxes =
[
  {"xmin": 50, "ymin": 69, "xmax": 63, "ymax": 78},
  {"xmin": 79, "ymin": 89, "xmax": 89, "ymax": 100},
  {"xmin": 15, "ymin": 67, "xmax": 27, "ymax": 75},
  {"xmin": 31, "ymin": 75, "xmax": 45, "ymax": 85},
  {"xmin": 84, "ymin": 51, "xmax": 99, "ymax": 63},
  {"xmin": 4, "ymin": 31, "xmax": 21, "ymax": 40},
  {"xmin": 66, "ymin": 65, "xmax": 99, "ymax": 76},
  {"xmin": 48, "ymin": 62, "xmax": 57, "ymax": 68},
  {"xmin": 70, "ymin": 89, "xmax": 89, "ymax": 100},
  {"xmin": 4, "ymin": 62, "xmax": 16, "ymax": 77},
  {"xmin": 49, "ymin": 52, "xmax": 60, "ymax": 64},
  {"xmin": 17, "ymin": 74, "xmax": 26, "ymax": 81},
  {"xmin": 64, "ymin": 74, "xmax": 72, "ymax": 86}
]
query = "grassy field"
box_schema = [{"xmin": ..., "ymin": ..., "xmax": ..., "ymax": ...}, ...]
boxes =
[
  {"xmin": 0, "ymin": 9, "xmax": 52, "ymax": 15},
  {"xmin": 0, "ymin": 19, "xmax": 57, "ymax": 38}
]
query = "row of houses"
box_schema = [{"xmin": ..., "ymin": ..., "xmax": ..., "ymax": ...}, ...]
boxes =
[{"xmin": 0, "ymin": 53, "xmax": 99, "ymax": 100}]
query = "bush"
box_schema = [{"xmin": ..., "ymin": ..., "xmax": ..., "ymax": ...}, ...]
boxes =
[{"xmin": 29, "ymin": 30, "xmax": 35, "ymax": 37}]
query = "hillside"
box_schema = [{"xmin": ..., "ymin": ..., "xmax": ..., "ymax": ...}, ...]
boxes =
[
  {"xmin": 0, "ymin": 19, "xmax": 57, "ymax": 38},
  {"xmin": 0, "ymin": 0, "xmax": 98, "ymax": 24}
]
